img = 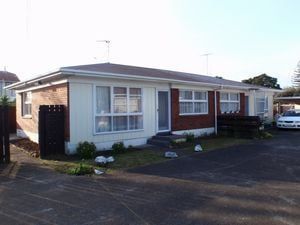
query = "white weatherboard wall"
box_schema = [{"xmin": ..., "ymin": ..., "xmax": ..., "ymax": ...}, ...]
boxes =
[{"xmin": 67, "ymin": 76, "xmax": 168, "ymax": 154}]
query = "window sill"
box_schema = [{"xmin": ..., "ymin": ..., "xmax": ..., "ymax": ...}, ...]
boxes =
[
  {"xmin": 179, "ymin": 113, "xmax": 208, "ymax": 116},
  {"xmin": 94, "ymin": 129, "xmax": 144, "ymax": 135},
  {"xmin": 22, "ymin": 115, "xmax": 32, "ymax": 119}
]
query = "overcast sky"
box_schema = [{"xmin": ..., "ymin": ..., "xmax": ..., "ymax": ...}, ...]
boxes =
[{"xmin": 0, "ymin": 0, "xmax": 299, "ymax": 87}]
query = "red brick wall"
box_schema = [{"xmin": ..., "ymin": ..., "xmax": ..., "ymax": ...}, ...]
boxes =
[
  {"xmin": 16, "ymin": 83, "xmax": 70, "ymax": 140},
  {"xmin": 171, "ymin": 89, "xmax": 216, "ymax": 131},
  {"xmin": 171, "ymin": 89, "xmax": 246, "ymax": 131}
]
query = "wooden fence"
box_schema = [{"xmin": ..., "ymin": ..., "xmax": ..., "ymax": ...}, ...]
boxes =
[
  {"xmin": 39, "ymin": 105, "xmax": 65, "ymax": 158},
  {"xmin": 9, "ymin": 106, "xmax": 16, "ymax": 133},
  {"xmin": 217, "ymin": 115, "xmax": 262, "ymax": 138},
  {"xmin": 0, "ymin": 106, "xmax": 10, "ymax": 163}
]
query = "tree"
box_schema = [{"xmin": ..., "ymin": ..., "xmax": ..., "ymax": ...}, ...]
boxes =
[
  {"xmin": 242, "ymin": 74, "xmax": 281, "ymax": 89},
  {"xmin": 0, "ymin": 95, "xmax": 9, "ymax": 106},
  {"xmin": 292, "ymin": 61, "xmax": 300, "ymax": 86},
  {"xmin": 276, "ymin": 86, "xmax": 300, "ymax": 97}
]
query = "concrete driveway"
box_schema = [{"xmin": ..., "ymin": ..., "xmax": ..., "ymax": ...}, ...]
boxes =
[{"xmin": 0, "ymin": 130, "xmax": 299, "ymax": 225}]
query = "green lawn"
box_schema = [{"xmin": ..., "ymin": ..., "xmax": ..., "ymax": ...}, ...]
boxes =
[{"xmin": 41, "ymin": 136, "xmax": 251, "ymax": 175}]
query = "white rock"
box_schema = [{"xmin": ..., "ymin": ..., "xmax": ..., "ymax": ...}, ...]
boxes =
[
  {"xmin": 94, "ymin": 169, "xmax": 104, "ymax": 175},
  {"xmin": 106, "ymin": 156, "xmax": 115, "ymax": 163},
  {"xmin": 194, "ymin": 144, "xmax": 203, "ymax": 152},
  {"xmin": 95, "ymin": 156, "xmax": 107, "ymax": 164},
  {"xmin": 165, "ymin": 151, "xmax": 178, "ymax": 158}
]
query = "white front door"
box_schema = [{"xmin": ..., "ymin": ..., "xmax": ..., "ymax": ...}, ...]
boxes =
[{"xmin": 157, "ymin": 90, "xmax": 170, "ymax": 132}]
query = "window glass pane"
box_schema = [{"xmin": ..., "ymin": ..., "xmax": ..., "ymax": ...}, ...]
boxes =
[
  {"xmin": 130, "ymin": 96, "xmax": 142, "ymax": 113},
  {"xmin": 96, "ymin": 87, "xmax": 110, "ymax": 114},
  {"xmin": 194, "ymin": 102, "xmax": 207, "ymax": 113},
  {"xmin": 113, "ymin": 87, "xmax": 126, "ymax": 94},
  {"xmin": 230, "ymin": 93, "xmax": 239, "ymax": 101},
  {"xmin": 113, "ymin": 87, "xmax": 127, "ymax": 113},
  {"xmin": 113, "ymin": 116, "xmax": 128, "ymax": 131},
  {"xmin": 220, "ymin": 102, "xmax": 229, "ymax": 113},
  {"xmin": 95, "ymin": 116, "xmax": 111, "ymax": 132},
  {"xmin": 220, "ymin": 93, "xmax": 229, "ymax": 101},
  {"xmin": 256, "ymin": 101, "xmax": 265, "ymax": 114},
  {"xmin": 229, "ymin": 102, "xmax": 239, "ymax": 112},
  {"xmin": 130, "ymin": 88, "xmax": 141, "ymax": 95},
  {"xmin": 194, "ymin": 91, "xmax": 206, "ymax": 100},
  {"xmin": 264, "ymin": 96, "xmax": 268, "ymax": 111},
  {"xmin": 180, "ymin": 102, "xmax": 193, "ymax": 114},
  {"xmin": 129, "ymin": 115, "xmax": 143, "ymax": 130},
  {"xmin": 179, "ymin": 91, "xmax": 192, "ymax": 100}
]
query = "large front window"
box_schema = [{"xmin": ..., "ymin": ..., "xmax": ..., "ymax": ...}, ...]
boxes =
[
  {"xmin": 220, "ymin": 92, "xmax": 240, "ymax": 113},
  {"xmin": 179, "ymin": 90, "xmax": 208, "ymax": 115},
  {"xmin": 95, "ymin": 86, "xmax": 143, "ymax": 133}
]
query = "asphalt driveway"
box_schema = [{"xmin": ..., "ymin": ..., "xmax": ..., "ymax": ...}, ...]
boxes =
[{"xmin": 0, "ymin": 130, "xmax": 299, "ymax": 225}]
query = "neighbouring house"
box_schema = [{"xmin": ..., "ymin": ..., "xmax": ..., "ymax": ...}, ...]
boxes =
[
  {"xmin": 7, "ymin": 63, "xmax": 279, "ymax": 154},
  {"xmin": 0, "ymin": 70, "xmax": 19, "ymax": 101}
]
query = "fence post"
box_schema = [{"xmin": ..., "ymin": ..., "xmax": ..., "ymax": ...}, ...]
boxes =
[
  {"xmin": 0, "ymin": 106, "xmax": 3, "ymax": 163},
  {"xmin": 3, "ymin": 106, "xmax": 10, "ymax": 163}
]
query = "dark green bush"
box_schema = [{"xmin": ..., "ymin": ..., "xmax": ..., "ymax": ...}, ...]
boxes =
[
  {"xmin": 112, "ymin": 142, "xmax": 126, "ymax": 154},
  {"xmin": 77, "ymin": 141, "xmax": 96, "ymax": 159},
  {"xmin": 67, "ymin": 163, "xmax": 94, "ymax": 176},
  {"xmin": 184, "ymin": 132, "xmax": 195, "ymax": 143}
]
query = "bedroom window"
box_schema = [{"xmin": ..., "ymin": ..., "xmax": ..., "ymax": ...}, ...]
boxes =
[
  {"xmin": 220, "ymin": 92, "xmax": 240, "ymax": 113},
  {"xmin": 22, "ymin": 92, "xmax": 32, "ymax": 117},
  {"xmin": 95, "ymin": 86, "xmax": 143, "ymax": 133},
  {"xmin": 179, "ymin": 90, "xmax": 208, "ymax": 115}
]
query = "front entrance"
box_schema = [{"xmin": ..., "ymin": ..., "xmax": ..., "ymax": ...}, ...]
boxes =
[{"xmin": 157, "ymin": 90, "xmax": 170, "ymax": 132}]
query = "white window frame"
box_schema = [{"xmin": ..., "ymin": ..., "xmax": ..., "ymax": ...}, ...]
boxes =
[
  {"xmin": 22, "ymin": 92, "xmax": 32, "ymax": 117},
  {"xmin": 179, "ymin": 90, "xmax": 208, "ymax": 115},
  {"xmin": 94, "ymin": 85, "xmax": 144, "ymax": 134},
  {"xmin": 220, "ymin": 92, "xmax": 240, "ymax": 113}
]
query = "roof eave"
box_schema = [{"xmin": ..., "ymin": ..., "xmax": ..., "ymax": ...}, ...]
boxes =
[{"xmin": 61, "ymin": 68, "xmax": 256, "ymax": 91}]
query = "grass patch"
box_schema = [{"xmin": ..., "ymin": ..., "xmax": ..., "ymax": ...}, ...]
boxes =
[
  {"xmin": 42, "ymin": 149, "xmax": 166, "ymax": 175},
  {"xmin": 41, "ymin": 136, "xmax": 251, "ymax": 175},
  {"xmin": 200, "ymin": 136, "xmax": 250, "ymax": 151}
]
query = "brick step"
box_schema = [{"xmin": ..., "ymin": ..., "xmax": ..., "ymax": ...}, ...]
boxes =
[
  {"xmin": 147, "ymin": 139, "xmax": 171, "ymax": 148},
  {"xmin": 152, "ymin": 134, "xmax": 186, "ymax": 142}
]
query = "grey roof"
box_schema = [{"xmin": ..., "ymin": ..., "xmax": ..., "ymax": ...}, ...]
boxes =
[
  {"xmin": 0, "ymin": 71, "xmax": 19, "ymax": 82},
  {"xmin": 62, "ymin": 63, "xmax": 259, "ymax": 89}
]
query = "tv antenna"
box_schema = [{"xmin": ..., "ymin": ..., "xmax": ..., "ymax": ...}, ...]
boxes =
[
  {"xmin": 96, "ymin": 40, "xmax": 110, "ymax": 63},
  {"xmin": 200, "ymin": 53, "xmax": 213, "ymax": 75}
]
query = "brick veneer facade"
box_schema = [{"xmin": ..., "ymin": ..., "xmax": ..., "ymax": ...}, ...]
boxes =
[
  {"xmin": 171, "ymin": 89, "xmax": 245, "ymax": 131},
  {"xmin": 16, "ymin": 83, "xmax": 70, "ymax": 141}
]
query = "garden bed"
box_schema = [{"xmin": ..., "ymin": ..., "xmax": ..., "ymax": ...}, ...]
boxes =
[{"xmin": 11, "ymin": 138, "xmax": 39, "ymax": 158}]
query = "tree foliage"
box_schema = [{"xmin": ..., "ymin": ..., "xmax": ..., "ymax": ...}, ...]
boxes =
[
  {"xmin": 276, "ymin": 86, "xmax": 300, "ymax": 97},
  {"xmin": 292, "ymin": 61, "xmax": 300, "ymax": 86},
  {"xmin": 242, "ymin": 74, "xmax": 281, "ymax": 89}
]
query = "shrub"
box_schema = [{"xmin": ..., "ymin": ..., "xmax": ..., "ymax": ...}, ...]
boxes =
[
  {"xmin": 112, "ymin": 142, "xmax": 126, "ymax": 154},
  {"xmin": 259, "ymin": 131, "xmax": 273, "ymax": 139},
  {"xmin": 77, "ymin": 141, "xmax": 96, "ymax": 159},
  {"xmin": 184, "ymin": 132, "xmax": 195, "ymax": 143},
  {"xmin": 67, "ymin": 163, "xmax": 94, "ymax": 176}
]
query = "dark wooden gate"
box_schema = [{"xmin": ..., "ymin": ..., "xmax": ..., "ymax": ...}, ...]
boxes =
[
  {"xmin": 0, "ymin": 106, "xmax": 10, "ymax": 163},
  {"xmin": 39, "ymin": 105, "xmax": 65, "ymax": 158}
]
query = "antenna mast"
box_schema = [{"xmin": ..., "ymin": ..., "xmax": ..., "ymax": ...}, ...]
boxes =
[{"xmin": 96, "ymin": 40, "xmax": 110, "ymax": 63}]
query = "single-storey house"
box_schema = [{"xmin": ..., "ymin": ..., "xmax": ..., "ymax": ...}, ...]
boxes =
[
  {"xmin": 7, "ymin": 63, "xmax": 279, "ymax": 154},
  {"xmin": 0, "ymin": 70, "xmax": 20, "ymax": 101}
]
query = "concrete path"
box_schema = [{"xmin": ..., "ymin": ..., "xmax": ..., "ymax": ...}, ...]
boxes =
[{"xmin": 0, "ymin": 130, "xmax": 300, "ymax": 225}]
